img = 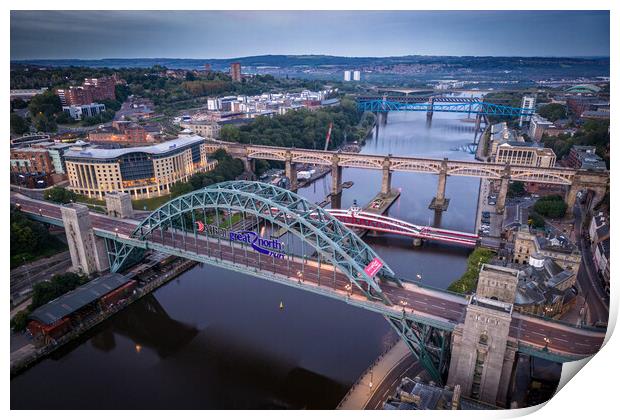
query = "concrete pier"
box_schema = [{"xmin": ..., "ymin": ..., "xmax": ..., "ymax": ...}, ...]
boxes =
[
  {"xmin": 285, "ymin": 156, "xmax": 297, "ymax": 191},
  {"xmin": 428, "ymin": 159, "xmax": 450, "ymax": 211},
  {"xmin": 381, "ymin": 157, "xmax": 392, "ymax": 196},
  {"xmin": 331, "ymin": 155, "xmax": 343, "ymax": 196}
]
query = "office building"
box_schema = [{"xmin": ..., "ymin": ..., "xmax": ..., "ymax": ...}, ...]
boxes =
[
  {"xmin": 179, "ymin": 121, "xmax": 221, "ymax": 138},
  {"xmin": 63, "ymin": 103, "xmax": 106, "ymax": 120},
  {"xmin": 528, "ymin": 114, "xmax": 554, "ymax": 141},
  {"xmin": 494, "ymin": 143, "xmax": 556, "ymax": 168},
  {"xmin": 64, "ymin": 136, "xmax": 217, "ymax": 199},
  {"xmin": 519, "ymin": 95, "xmax": 536, "ymax": 127},
  {"xmin": 230, "ymin": 63, "xmax": 242, "ymax": 82},
  {"xmin": 353, "ymin": 70, "xmax": 361, "ymax": 81},
  {"xmin": 343, "ymin": 70, "xmax": 351, "ymax": 81}
]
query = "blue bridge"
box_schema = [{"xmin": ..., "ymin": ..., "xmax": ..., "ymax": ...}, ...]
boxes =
[{"xmin": 356, "ymin": 96, "xmax": 535, "ymax": 117}]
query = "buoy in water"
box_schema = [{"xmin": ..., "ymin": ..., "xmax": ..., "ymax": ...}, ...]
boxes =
[{"xmin": 279, "ymin": 301, "xmax": 284, "ymax": 310}]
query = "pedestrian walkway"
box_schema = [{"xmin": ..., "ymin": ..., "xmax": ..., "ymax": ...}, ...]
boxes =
[{"xmin": 338, "ymin": 339, "xmax": 410, "ymax": 409}]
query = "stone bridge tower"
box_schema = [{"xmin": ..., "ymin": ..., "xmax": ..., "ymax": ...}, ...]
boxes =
[
  {"xmin": 447, "ymin": 264, "xmax": 519, "ymax": 407},
  {"xmin": 61, "ymin": 203, "xmax": 110, "ymax": 275}
]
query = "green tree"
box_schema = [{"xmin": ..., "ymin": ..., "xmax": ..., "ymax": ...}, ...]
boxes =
[
  {"xmin": 533, "ymin": 195, "xmax": 568, "ymax": 218},
  {"xmin": 30, "ymin": 273, "xmax": 89, "ymax": 310},
  {"xmin": 28, "ymin": 90, "xmax": 62, "ymax": 117},
  {"xmin": 44, "ymin": 187, "xmax": 77, "ymax": 204},
  {"xmin": 447, "ymin": 248, "xmax": 495, "ymax": 294},
  {"xmin": 32, "ymin": 113, "xmax": 57, "ymax": 133},
  {"xmin": 538, "ymin": 103, "xmax": 567, "ymax": 122},
  {"xmin": 528, "ymin": 212, "xmax": 546, "ymax": 229},
  {"xmin": 10, "ymin": 113, "xmax": 29, "ymax": 135},
  {"xmin": 507, "ymin": 181, "xmax": 526, "ymax": 198},
  {"xmin": 11, "ymin": 98, "xmax": 28, "ymax": 110},
  {"xmin": 11, "ymin": 310, "xmax": 30, "ymax": 332}
]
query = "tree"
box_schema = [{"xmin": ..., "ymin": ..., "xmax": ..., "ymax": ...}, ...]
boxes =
[
  {"xmin": 30, "ymin": 273, "xmax": 88, "ymax": 310},
  {"xmin": 55, "ymin": 112, "xmax": 74, "ymax": 124},
  {"xmin": 11, "ymin": 98, "xmax": 28, "ymax": 110},
  {"xmin": 538, "ymin": 103, "xmax": 567, "ymax": 122},
  {"xmin": 507, "ymin": 181, "xmax": 526, "ymax": 198},
  {"xmin": 10, "ymin": 113, "xmax": 29, "ymax": 135},
  {"xmin": 28, "ymin": 90, "xmax": 62, "ymax": 117},
  {"xmin": 533, "ymin": 195, "xmax": 568, "ymax": 218},
  {"xmin": 528, "ymin": 212, "xmax": 546, "ymax": 229},
  {"xmin": 44, "ymin": 187, "xmax": 77, "ymax": 204},
  {"xmin": 32, "ymin": 112, "xmax": 57, "ymax": 133}
]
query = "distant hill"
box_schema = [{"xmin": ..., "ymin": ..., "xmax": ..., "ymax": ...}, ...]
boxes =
[{"xmin": 11, "ymin": 54, "xmax": 610, "ymax": 73}]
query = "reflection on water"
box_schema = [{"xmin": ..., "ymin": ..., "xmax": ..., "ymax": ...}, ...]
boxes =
[{"xmin": 11, "ymin": 109, "xmax": 479, "ymax": 409}]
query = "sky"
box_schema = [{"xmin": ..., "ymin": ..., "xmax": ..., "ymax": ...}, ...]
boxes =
[{"xmin": 10, "ymin": 10, "xmax": 610, "ymax": 60}]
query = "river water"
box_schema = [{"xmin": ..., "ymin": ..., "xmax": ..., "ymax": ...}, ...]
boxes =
[{"xmin": 11, "ymin": 108, "xmax": 481, "ymax": 409}]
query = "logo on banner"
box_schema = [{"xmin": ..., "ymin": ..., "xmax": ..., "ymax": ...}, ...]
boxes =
[
  {"xmin": 195, "ymin": 222, "xmax": 285, "ymax": 259},
  {"xmin": 364, "ymin": 257, "xmax": 383, "ymax": 277}
]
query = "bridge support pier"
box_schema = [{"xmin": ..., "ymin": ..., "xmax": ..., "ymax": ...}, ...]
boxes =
[
  {"xmin": 243, "ymin": 157, "xmax": 255, "ymax": 174},
  {"xmin": 331, "ymin": 156, "xmax": 342, "ymax": 196},
  {"xmin": 429, "ymin": 159, "xmax": 450, "ymax": 211},
  {"xmin": 496, "ymin": 165, "xmax": 511, "ymax": 215},
  {"xmin": 285, "ymin": 156, "xmax": 297, "ymax": 191},
  {"xmin": 61, "ymin": 203, "xmax": 109, "ymax": 275},
  {"xmin": 381, "ymin": 157, "xmax": 392, "ymax": 196}
]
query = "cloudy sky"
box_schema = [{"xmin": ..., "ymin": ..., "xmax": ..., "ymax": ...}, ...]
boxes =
[{"xmin": 10, "ymin": 10, "xmax": 610, "ymax": 60}]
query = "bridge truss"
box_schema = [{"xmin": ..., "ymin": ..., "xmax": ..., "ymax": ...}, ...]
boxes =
[
  {"xmin": 108, "ymin": 181, "xmax": 399, "ymax": 303},
  {"xmin": 357, "ymin": 99, "xmax": 535, "ymax": 117}
]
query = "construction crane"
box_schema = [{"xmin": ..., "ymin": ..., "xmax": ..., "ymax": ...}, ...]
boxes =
[{"xmin": 323, "ymin": 122, "xmax": 333, "ymax": 151}]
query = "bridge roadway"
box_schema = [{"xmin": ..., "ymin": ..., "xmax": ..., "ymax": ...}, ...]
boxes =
[
  {"xmin": 325, "ymin": 209, "xmax": 479, "ymax": 247},
  {"xmin": 12, "ymin": 196, "xmax": 606, "ymax": 361}
]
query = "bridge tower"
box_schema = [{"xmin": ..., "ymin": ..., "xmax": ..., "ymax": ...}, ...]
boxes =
[
  {"xmin": 61, "ymin": 203, "xmax": 110, "ymax": 275},
  {"xmin": 447, "ymin": 264, "xmax": 519, "ymax": 407},
  {"xmin": 429, "ymin": 158, "xmax": 450, "ymax": 212},
  {"xmin": 285, "ymin": 151, "xmax": 297, "ymax": 191},
  {"xmin": 105, "ymin": 191, "xmax": 133, "ymax": 219}
]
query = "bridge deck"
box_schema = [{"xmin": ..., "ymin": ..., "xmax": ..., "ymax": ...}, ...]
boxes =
[{"xmin": 12, "ymin": 196, "xmax": 605, "ymax": 361}]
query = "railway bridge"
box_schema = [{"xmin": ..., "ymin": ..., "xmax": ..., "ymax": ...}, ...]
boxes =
[
  {"xmin": 205, "ymin": 142, "xmax": 609, "ymax": 215},
  {"xmin": 12, "ymin": 181, "xmax": 606, "ymax": 407}
]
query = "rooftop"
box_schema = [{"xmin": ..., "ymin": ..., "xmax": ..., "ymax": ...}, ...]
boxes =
[
  {"xmin": 29, "ymin": 273, "xmax": 132, "ymax": 325},
  {"xmin": 64, "ymin": 135, "xmax": 205, "ymax": 160}
]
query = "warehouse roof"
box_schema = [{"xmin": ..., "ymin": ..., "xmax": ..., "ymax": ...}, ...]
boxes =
[{"xmin": 29, "ymin": 273, "xmax": 132, "ymax": 325}]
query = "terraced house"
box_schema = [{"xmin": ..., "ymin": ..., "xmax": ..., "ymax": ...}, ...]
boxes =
[{"xmin": 64, "ymin": 135, "xmax": 217, "ymax": 199}]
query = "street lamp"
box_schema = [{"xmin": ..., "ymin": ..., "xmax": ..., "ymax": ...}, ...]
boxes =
[
  {"xmin": 115, "ymin": 227, "xmax": 119, "ymax": 238},
  {"xmin": 543, "ymin": 337, "xmax": 550, "ymax": 352},
  {"xmin": 296, "ymin": 270, "xmax": 303, "ymax": 285}
]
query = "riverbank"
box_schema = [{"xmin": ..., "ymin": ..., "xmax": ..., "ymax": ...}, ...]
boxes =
[{"xmin": 10, "ymin": 257, "xmax": 198, "ymax": 376}]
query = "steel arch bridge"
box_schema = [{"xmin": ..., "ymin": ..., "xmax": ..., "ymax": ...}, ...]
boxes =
[
  {"xmin": 357, "ymin": 99, "xmax": 535, "ymax": 117},
  {"xmin": 109, "ymin": 181, "xmax": 400, "ymax": 304}
]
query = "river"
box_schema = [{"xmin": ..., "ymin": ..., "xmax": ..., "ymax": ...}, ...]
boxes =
[{"xmin": 11, "ymin": 107, "xmax": 481, "ymax": 409}]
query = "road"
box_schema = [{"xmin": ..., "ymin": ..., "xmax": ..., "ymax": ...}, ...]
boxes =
[
  {"xmin": 573, "ymin": 204, "xmax": 609, "ymax": 324},
  {"xmin": 11, "ymin": 195, "xmax": 606, "ymax": 359},
  {"xmin": 365, "ymin": 357, "xmax": 423, "ymax": 409}
]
